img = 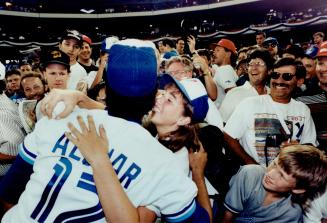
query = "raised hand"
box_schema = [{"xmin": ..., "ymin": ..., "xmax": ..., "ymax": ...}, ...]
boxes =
[{"xmin": 65, "ymin": 115, "xmax": 109, "ymax": 165}]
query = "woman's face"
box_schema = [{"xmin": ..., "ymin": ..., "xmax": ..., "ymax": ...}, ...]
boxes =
[{"xmin": 150, "ymin": 85, "xmax": 188, "ymax": 129}]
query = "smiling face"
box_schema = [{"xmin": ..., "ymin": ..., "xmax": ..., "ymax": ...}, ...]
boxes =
[
  {"xmin": 150, "ymin": 84, "xmax": 190, "ymax": 134},
  {"xmin": 270, "ymin": 65, "xmax": 297, "ymax": 103},
  {"xmin": 79, "ymin": 42, "xmax": 92, "ymax": 61},
  {"xmin": 166, "ymin": 61, "xmax": 192, "ymax": 80},
  {"xmin": 248, "ymin": 58, "xmax": 268, "ymax": 86},
  {"xmin": 263, "ymin": 159, "xmax": 297, "ymax": 194},
  {"xmin": 21, "ymin": 76, "xmax": 45, "ymax": 100}
]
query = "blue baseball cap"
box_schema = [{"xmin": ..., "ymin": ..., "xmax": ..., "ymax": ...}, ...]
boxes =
[
  {"xmin": 106, "ymin": 39, "xmax": 158, "ymax": 97},
  {"xmin": 158, "ymin": 73, "xmax": 209, "ymax": 123},
  {"xmin": 263, "ymin": 37, "xmax": 279, "ymax": 47},
  {"xmin": 101, "ymin": 36, "xmax": 119, "ymax": 54}
]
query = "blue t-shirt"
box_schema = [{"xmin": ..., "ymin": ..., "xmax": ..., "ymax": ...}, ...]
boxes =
[{"xmin": 224, "ymin": 165, "xmax": 303, "ymax": 223}]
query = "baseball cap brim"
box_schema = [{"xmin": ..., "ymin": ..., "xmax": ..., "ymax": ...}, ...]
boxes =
[
  {"xmin": 158, "ymin": 73, "xmax": 192, "ymax": 103},
  {"xmin": 44, "ymin": 60, "xmax": 70, "ymax": 69}
]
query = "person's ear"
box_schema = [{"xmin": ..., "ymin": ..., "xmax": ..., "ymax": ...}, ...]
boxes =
[
  {"xmin": 177, "ymin": 116, "xmax": 191, "ymax": 126},
  {"xmin": 291, "ymin": 188, "xmax": 306, "ymax": 194}
]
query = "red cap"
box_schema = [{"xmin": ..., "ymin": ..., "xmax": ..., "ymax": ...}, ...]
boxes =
[
  {"xmin": 316, "ymin": 41, "xmax": 327, "ymax": 57},
  {"xmin": 210, "ymin": 38, "xmax": 237, "ymax": 55},
  {"xmin": 82, "ymin": 35, "xmax": 92, "ymax": 45}
]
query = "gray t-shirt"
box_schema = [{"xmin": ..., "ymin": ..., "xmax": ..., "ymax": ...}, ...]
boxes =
[{"xmin": 224, "ymin": 165, "xmax": 303, "ymax": 223}]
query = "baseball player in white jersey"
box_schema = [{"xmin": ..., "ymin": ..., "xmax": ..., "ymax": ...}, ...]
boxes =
[{"xmin": 0, "ymin": 39, "xmax": 210, "ymax": 223}]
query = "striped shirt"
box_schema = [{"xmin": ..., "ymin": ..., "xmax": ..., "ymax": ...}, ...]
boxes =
[{"xmin": 0, "ymin": 94, "xmax": 26, "ymax": 176}]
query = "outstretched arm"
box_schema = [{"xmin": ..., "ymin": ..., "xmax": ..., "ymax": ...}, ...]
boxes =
[
  {"xmin": 223, "ymin": 132, "xmax": 258, "ymax": 165},
  {"xmin": 66, "ymin": 115, "xmax": 139, "ymax": 223},
  {"xmin": 41, "ymin": 89, "xmax": 105, "ymax": 119}
]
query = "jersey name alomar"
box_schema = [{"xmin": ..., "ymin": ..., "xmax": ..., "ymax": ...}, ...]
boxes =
[{"xmin": 3, "ymin": 108, "xmax": 197, "ymax": 223}]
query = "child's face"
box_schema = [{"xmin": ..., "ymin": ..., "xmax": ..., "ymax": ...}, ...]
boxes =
[{"xmin": 262, "ymin": 159, "xmax": 297, "ymax": 193}]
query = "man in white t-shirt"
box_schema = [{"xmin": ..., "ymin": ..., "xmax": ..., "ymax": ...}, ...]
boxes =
[
  {"xmin": 59, "ymin": 30, "xmax": 88, "ymax": 92},
  {"xmin": 224, "ymin": 57, "xmax": 317, "ymax": 167},
  {"xmin": 220, "ymin": 49, "xmax": 274, "ymax": 122},
  {"xmin": 210, "ymin": 39, "xmax": 238, "ymax": 108}
]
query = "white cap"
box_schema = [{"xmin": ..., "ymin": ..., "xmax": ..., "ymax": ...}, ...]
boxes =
[{"xmin": 0, "ymin": 62, "xmax": 5, "ymax": 80}]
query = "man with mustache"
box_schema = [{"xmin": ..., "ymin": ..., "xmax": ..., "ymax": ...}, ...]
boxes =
[{"xmin": 223, "ymin": 57, "xmax": 317, "ymax": 167}]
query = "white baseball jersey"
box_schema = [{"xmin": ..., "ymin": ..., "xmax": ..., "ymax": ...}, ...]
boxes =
[{"xmin": 2, "ymin": 108, "xmax": 197, "ymax": 223}]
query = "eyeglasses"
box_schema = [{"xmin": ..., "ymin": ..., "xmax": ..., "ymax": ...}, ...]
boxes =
[
  {"xmin": 270, "ymin": 72, "xmax": 296, "ymax": 81},
  {"xmin": 248, "ymin": 61, "xmax": 266, "ymax": 67},
  {"xmin": 166, "ymin": 70, "xmax": 187, "ymax": 77},
  {"xmin": 263, "ymin": 43, "xmax": 276, "ymax": 49}
]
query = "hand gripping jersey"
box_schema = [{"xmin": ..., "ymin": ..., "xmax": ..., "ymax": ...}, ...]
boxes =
[{"xmin": 2, "ymin": 108, "xmax": 198, "ymax": 223}]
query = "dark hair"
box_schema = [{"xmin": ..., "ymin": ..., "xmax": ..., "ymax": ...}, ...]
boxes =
[
  {"xmin": 248, "ymin": 49, "xmax": 274, "ymax": 70},
  {"xmin": 230, "ymin": 51, "xmax": 237, "ymax": 68},
  {"xmin": 294, "ymin": 61, "xmax": 306, "ymax": 79},
  {"xmin": 156, "ymin": 83, "xmax": 201, "ymax": 153},
  {"xmin": 20, "ymin": 71, "xmax": 47, "ymax": 91},
  {"xmin": 278, "ymin": 145, "xmax": 327, "ymax": 210},
  {"xmin": 256, "ymin": 31, "xmax": 266, "ymax": 38},
  {"xmin": 176, "ymin": 37, "xmax": 184, "ymax": 43},
  {"xmin": 162, "ymin": 38, "xmax": 175, "ymax": 48},
  {"xmin": 87, "ymin": 81, "xmax": 106, "ymax": 101},
  {"xmin": 283, "ymin": 44, "xmax": 305, "ymax": 59},
  {"xmin": 197, "ymin": 49, "xmax": 211, "ymax": 62},
  {"xmin": 106, "ymin": 86, "xmax": 157, "ymax": 123},
  {"xmin": 5, "ymin": 69, "xmax": 21, "ymax": 80},
  {"xmin": 273, "ymin": 57, "xmax": 305, "ymax": 79}
]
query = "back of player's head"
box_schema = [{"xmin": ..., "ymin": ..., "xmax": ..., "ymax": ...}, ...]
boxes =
[
  {"xmin": 105, "ymin": 39, "xmax": 158, "ymax": 122},
  {"xmin": 278, "ymin": 145, "xmax": 327, "ymax": 207}
]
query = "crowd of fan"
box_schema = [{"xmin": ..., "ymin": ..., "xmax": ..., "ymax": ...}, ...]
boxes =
[{"xmin": 0, "ymin": 29, "xmax": 327, "ymax": 222}]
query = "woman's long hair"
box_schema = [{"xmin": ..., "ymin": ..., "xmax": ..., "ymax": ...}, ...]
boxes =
[{"xmin": 154, "ymin": 88, "xmax": 201, "ymax": 153}]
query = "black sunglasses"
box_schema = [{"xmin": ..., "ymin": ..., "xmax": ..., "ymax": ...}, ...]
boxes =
[
  {"xmin": 263, "ymin": 43, "xmax": 276, "ymax": 48},
  {"xmin": 271, "ymin": 72, "xmax": 296, "ymax": 81}
]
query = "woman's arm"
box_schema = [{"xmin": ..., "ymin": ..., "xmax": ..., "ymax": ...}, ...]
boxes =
[
  {"xmin": 66, "ymin": 115, "xmax": 139, "ymax": 223},
  {"xmin": 189, "ymin": 145, "xmax": 213, "ymax": 223}
]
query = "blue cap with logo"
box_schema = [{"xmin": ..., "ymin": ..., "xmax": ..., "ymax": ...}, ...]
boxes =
[{"xmin": 158, "ymin": 73, "xmax": 209, "ymax": 123}]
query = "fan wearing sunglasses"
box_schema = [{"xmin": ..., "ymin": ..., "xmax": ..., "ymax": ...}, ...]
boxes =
[
  {"xmin": 224, "ymin": 57, "xmax": 317, "ymax": 167},
  {"xmin": 263, "ymin": 37, "xmax": 280, "ymax": 61}
]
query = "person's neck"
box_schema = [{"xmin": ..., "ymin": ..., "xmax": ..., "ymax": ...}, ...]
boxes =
[
  {"xmin": 70, "ymin": 59, "xmax": 77, "ymax": 65},
  {"xmin": 156, "ymin": 125, "xmax": 177, "ymax": 139},
  {"xmin": 262, "ymin": 190, "xmax": 286, "ymax": 206},
  {"xmin": 220, "ymin": 58, "xmax": 231, "ymax": 66},
  {"xmin": 254, "ymin": 84, "xmax": 267, "ymax": 95},
  {"xmin": 78, "ymin": 58, "xmax": 92, "ymax": 66},
  {"xmin": 270, "ymin": 94, "xmax": 291, "ymax": 104}
]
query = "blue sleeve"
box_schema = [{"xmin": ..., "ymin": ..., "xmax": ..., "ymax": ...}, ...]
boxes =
[
  {"xmin": 162, "ymin": 200, "xmax": 210, "ymax": 223},
  {"xmin": 0, "ymin": 154, "xmax": 33, "ymax": 204}
]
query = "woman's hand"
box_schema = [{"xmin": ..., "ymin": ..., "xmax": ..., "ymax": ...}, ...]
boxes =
[
  {"xmin": 189, "ymin": 144, "xmax": 207, "ymax": 179},
  {"xmin": 65, "ymin": 115, "xmax": 109, "ymax": 166}
]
